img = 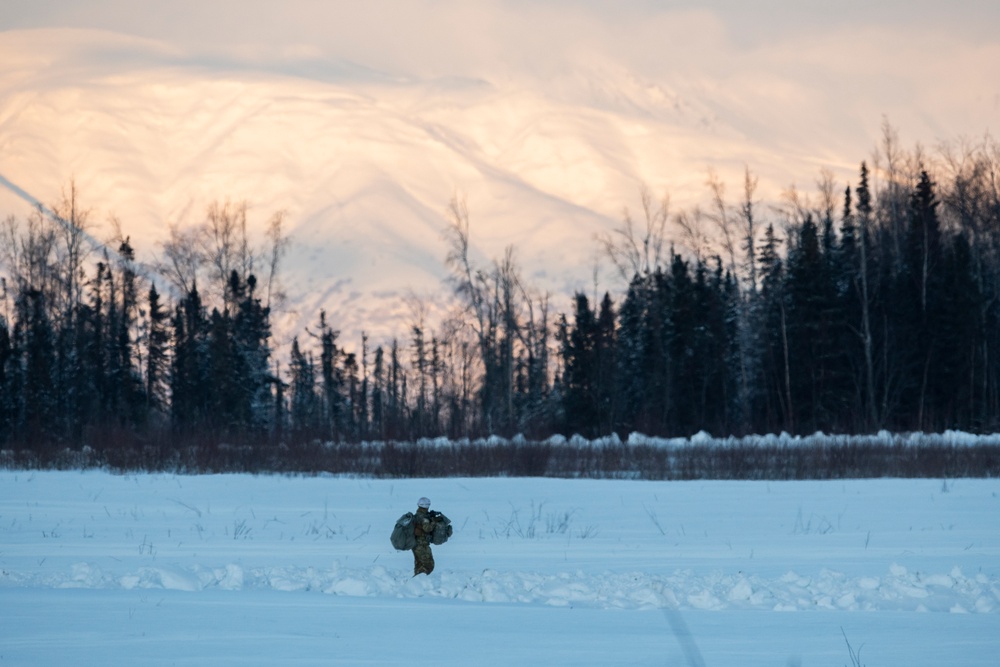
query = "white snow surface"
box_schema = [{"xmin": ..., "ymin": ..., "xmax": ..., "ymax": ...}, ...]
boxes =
[{"xmin": 1, "ymin": 471, "xmax": 998, "ymax": 665}]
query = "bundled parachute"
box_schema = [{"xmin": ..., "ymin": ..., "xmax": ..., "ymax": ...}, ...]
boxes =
[
  {"xmin": 390, "ymin": 510, "xmax": 452, "ymax": 550},
  {"xmin": 390, "ymin": 513, "xmax": 416, "ymax": 551},
  {"xmin": 428, "ymin": 511, "xmax": 453, "ymax": 545}
]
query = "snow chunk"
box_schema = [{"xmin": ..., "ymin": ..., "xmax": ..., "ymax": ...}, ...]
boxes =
[
  {"xmin": 329, "ymin": 577, "xmax": 369, "ymax": 597},
  {"xmin": 218, "ymin": 564, "xmax": 244, "ymax": 590},
  {"xmin": 687, "ymin": 590, "xmax": 722, "ymax": 610},
  {"xmin": 727, "ymin": 578, "xmax": 753, "ymax": 602}
]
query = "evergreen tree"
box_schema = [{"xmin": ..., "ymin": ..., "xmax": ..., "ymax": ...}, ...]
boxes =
[
  {"xmin": 288, "ymin": 337, "xmax": 319, "ymax": 434},
  {"xmin": 67, "ymin": 279, "xmax": 101, "ymax": 441},
  {"xmin": 594, "ymin": 292, "xmax": 617, "ymax": 435},
  {"xmin": 559, "ymin": 293, "xmax": 599, "ymax": 437},
  {"xmin": 146, "ymin": 285, "xmax": 169, "ymax": 417},
  {"xmin": 317, "ymin": 312, "xmax": 344, "ymax": 439},
  {"xmin": 615, "ymin": 274, "xmax": 652, "ymax": 434},
  {"xmin": 387, "ymin": 339, "xmax": 404, "ymax": 438},
  {"xmin": 0, "ymin": 315, "xmax": 13, "ymax": 444},
  {"xmin": 935, "ymin": 232, "xmax": 979, "ymax": 428},
  {"xmin": 756, "ymin": 224, "xmax": 789, "ymax": 431},
  {"xmin": 16, "ymin": 289, "xmax": 57, "ymax": 443},
  {"xmin": 370, "ymin": 345, "xmax": 385, "ymax": 439},
  {"xmin": 896, "ymin": 170, "xmax": 945, "ymax": 429},
  {"xmin": 171, "ymin": 284, "xmax": 209, "ymax": 432},
  {"xmin": 343, "ymin": 351, "xmax": 360, "ymax": 440},
  {"xmin": 854, "ymin": 163, "xmax": 881, "ymax": 429},
  {"xmin": 411, "ymin": 324, "xmax": 429, "ymax": 436},
  {"xmin": 112, "ymin": 239, "xmax": 145, "ymax": 428},
  {"xmin": 642, "ymin": 270, "xmax": 671, "ymax": 435},
  {"xmin": 666, "ymin": 254, "xmax": 698, "ymax": 435},
  {"xmin": 784, "ymin": 216, "xmax": 838, "ymax": 432},
  {"xmin": 207, "ymin": 306, "xmax": 240, "ymax": 432},
  {"xmin": 233, "ymin": 273, "xmax": 273, "ymax": 433},
  {"xmin": 832, "ymin": 186, "xmax": 866, "ymax": 430},
  {"xmin": 358, "ymin": 333, "xmax": 370, "ymax": 440},
  {"xmin": 428, "ymin": 337, "xmax": 443, "ymax": 437},
  {"xmin": 690, "ymin": 258, "xmax": 732, "ymax": 434}
]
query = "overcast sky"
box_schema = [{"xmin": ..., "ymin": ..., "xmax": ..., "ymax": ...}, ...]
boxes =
[
  {"xmin": 3, "ymin": 1, "xmax": 998, "ymax": 170},
  {"xmin": 0, "ymin": 0, "xmax": 1000, "ymax": 125},
  {"xmin": 5, "ymin": 1, "xmax": 999, "ymax": 74}
]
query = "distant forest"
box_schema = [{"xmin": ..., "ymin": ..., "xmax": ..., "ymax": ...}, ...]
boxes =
[{"xmin": 3, "ymin": 129, "xmax": 1000, "ymax": 460}]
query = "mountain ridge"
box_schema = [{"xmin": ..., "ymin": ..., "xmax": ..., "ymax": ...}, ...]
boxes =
[{"xmin": 1, "ymin": 26, "xmax": 981, "ymax": 348}]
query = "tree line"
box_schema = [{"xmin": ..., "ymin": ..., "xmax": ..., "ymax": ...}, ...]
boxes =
[
  {"xmin": 2, "ymin": 131, "xmax": 1000, "ymax": 456},
  {"xmin": 563, "ymin": 132, "xmax": 1000, "ymax": 438}
]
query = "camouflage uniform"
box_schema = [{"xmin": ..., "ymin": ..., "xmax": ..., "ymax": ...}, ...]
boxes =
[{"xmin": 411, "ymin": 507, "xmax": 436, "ymax": 575}]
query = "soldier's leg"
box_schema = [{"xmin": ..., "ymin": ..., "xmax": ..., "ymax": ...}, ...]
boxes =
[
  {"xmin": 413, "ymin": 542, "xmax": 435, "ymax": 575},
  {"xmin": 423, "ymin": 545, "xmax": 434, "ymax": 574}
]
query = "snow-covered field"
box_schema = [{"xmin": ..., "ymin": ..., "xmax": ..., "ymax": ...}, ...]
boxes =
[{"xmin": 1, "ymin": 471, "xmax": 997, "ymax": 665}]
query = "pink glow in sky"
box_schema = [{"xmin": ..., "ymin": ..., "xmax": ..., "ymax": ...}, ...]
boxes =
[
  {"xmin": 3, "ymin": 1, "xmax": 996, "ymax": 162},
  {"xmin": 1, "ymin": 1, "xmax": 997, "ymax": 343}
]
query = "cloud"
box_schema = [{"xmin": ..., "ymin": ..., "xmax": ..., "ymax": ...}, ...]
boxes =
[
  {"xmin": 5, "ymin": 0, "xmax": 998, "ymax": 83},
  {"xmin": 3, "ymin": 0, "xmax": 997, "ymax": 157}
]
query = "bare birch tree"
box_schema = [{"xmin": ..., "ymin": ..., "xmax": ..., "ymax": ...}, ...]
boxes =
[
  {"xmin": 263, "ymin": 211, "xmax": 288, "ymax": 311},
  {"xmin": 597, "ymin": 184, "xmax": 669, "ymax": 281},
  {"xmin": 157, "ymin": 223, "xmax": 204, "ymax": 297}
]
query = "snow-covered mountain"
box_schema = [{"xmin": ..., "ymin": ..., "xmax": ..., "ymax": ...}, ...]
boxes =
[{"xmin": 0, "ymin": 27, "xmax": 993, "ymax": 347}]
